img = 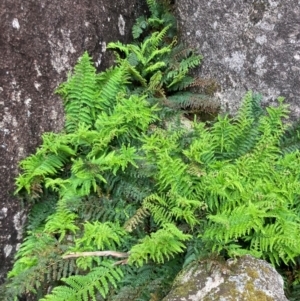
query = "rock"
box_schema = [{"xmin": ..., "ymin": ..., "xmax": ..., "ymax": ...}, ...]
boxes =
[
  {"xmin": 0, "ymin": 0, "xmax": 146, "ymax": 285},
  {"xmin": 162, "ymin": 255, "xmax": 288, "ymax": 301},
  {"xmin": 176, "ymin": 0, "xmax": 300, "ymax": 119}
]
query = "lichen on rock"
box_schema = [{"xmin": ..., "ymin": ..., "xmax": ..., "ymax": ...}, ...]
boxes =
[{"xmin": 163, "ymin": 255, "xmax": 288, "ymax": 301}]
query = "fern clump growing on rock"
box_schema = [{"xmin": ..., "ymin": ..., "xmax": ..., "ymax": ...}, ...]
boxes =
[{"xmin": 4, "ymin": 0, "xmax": 300, "ymax": 300}]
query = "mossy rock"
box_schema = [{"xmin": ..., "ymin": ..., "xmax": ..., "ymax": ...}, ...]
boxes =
[{"xmin": 163, "ymin": 255, "xmax": 288, "ymax": 301}]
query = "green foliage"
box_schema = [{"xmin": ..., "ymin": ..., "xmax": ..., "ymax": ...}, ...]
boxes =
[
  {"xmin": 40, "ymin": 262, "xmax": 123, "ymax": 301},
  {"xmin": 139, "ymin": 91, "xmax": 300, "ymax": 266},
  {"xmin": 56, "ymin": 53, "xmax": 130, "ymax": 133},
  {"xmin": 108, "ymin": 0, "xmax": 202, "ymax": 100},
  {"xmin": 128, "ymin": 223, "xmax": 192, "ymax": 266},
  {"xmin": 280, "ymin": 119, "xmax": 300, "ymax": 154},
  {"xmin": 56, "ymin": 52, "xmax": 99, "ymax": 133},
  {"xmin": 110, "ymin": 261, "xmax": 181, "ymax": 301},
  {"xmin": 6, "ymin": 0, "xmax": 300, "ymax": 300},
  {"xmin": 7, "ymin": 50, "xmax": 160, "ymax": 299},
  {"xmin": 15, "ymin": 132, "xmax": 75, "ymax": 196},
  {"xmin": 5, "ymin": 230, "xmax": 74, "ymax": 300},
  {"xmin": 132, "ymin": 0, "xmax": 176, "ymax": 39}
]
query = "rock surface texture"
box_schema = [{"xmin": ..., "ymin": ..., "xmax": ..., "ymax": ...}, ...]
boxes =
[
  {"xmin": 0, "ymin": 0, "xmax": 145, "ymax": 285},
  {"xmin": 163, "ymin": 255, "xmax": 288, "ymax": 301},
  {"xmin": 176, "ymin": 0, "xmax": 300, "ymax": 118}
]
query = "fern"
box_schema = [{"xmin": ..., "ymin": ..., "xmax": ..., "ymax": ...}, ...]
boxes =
[
  {"xmin": 123, "ymin": 207, "xmax": 150, "ymax": 233},
  {"xmin": 132, "ymin": 0, "xmax": 176, "ymax": 39},
  {"xmin": 95, "ymin": 65, "xmax": 130, "ymax": 111},
  {"xmin": 56, "ymin": 52, "xmax": 98, "ymax": 133},
  {"xmin": 280, "ymin": 119, "xmax": 300, "ymax": 154},
  {"xmin": 15, "ymin": 150, "xmax": 70, "ymax": 196},
  {"xmin": 132, "ymin": 16, "xmax": 148, "ymax": 39},
  {"xmin": 40, "ymin": 261, "xmax": 123, "ymax": 301},
  {"xmin": 44, "ymin": 198, "xmax": 79, "ymax": 242},
  {"xmin": 110, "ymin": 262, "xmax": 180, "ymax": 301},
  {"xmin": 108, "ymin": 1, "xmax": 202, "ymax": 99},
  {"xmin": 5, "ymin": 230, "xmax": 73, "ymax": 299},
  {"xmin": 140, "ymin": 91, "xmax": 300, "ymax": 266},
  {"xmin": 128, "ymin": 223, "xmax": 192, "ymax": 266},
  {"xmin": 72, "ymin": 222, "xmax": 127, "ymax": 253},
  {"xmin": 26, "ymin": 195, "xmax": 57, "ymax": 231},
  {"xmin": 15, "ymin": 131, "xmax": 75, "ymax": 198},
  {"xmin": 7, "ymin": 1, "xmax": 300, "ymax": 300},
  {"xmin": 143, "ymin": 192, "xmax": 202, "ymax": 227}
]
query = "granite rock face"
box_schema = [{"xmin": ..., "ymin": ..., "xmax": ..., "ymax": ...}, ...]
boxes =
[
  {"xmin": 176, "ymin": 0, "xmax": 300, "ymax": 118},
  {"xmin": 163, "ymin": 255, "xmax": 288, "ymax": 301},
  {"xmin": 0, "ymin": 0, "xmax": 146, "ymax": 285}
]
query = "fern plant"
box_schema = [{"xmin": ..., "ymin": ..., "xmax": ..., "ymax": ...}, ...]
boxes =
[
  {"xmin": 5, "ymin": 0, "xmax": 300, "ymax": 300},
  {"xmin": 6, "ymin": 1, "xmax": 196, "ymax": 296},
  {"xmin": 132, "ymin": 0, "xmax": 177, "ymax": 40},
  {"xmin": 8, "ymin": 90, "xmax": 300, "ymax": 300},
  {"xmin": 140, "ymin": 91, "xmax": 300, "ymax": 265},
  {"xmin": 108, "ymin": 34, "xmax": 202, "ymax": 98},
  {"xmin": 108, "ymin": 0, "xmax": 203, "ymax": 101},
  {"xmin": 5, "ymin": 52, "xmax": 157, "ymax": 300}
]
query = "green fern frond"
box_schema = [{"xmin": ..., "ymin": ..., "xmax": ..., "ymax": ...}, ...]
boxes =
[
  {"xmin": 6, "ymin": 230, "xmax": 71, "ymax": 299},
  {"xmin": 27, "ymin": 196, "xmax": 57, "ymax": 231},
  {"xmin": 69, "ymin": 157, "xmax": 106, "ymax": 196},
  {"xmin": 132, "ymin": 16, "xmax": 148, "ymax": 39},
  {"xmin": 74, "ymin": 196, "xmax": 106, "ymax": 222},
  {"xmin": 280, "ymin": 120, "xmax": 300, "ymax": 154},
  {"xmin": 124, "ymin": 207, "xmax": 150, "ymax": 232},
  {"xmin": 8, "ymin": 231, "xmax": 56, "ymax": 278},
  {"xmin": 73, "ymin": 221, "xmax": 127, "ymax": 252},
  {"xmin": 39, "ymin": 132, "xmax": 75, "ymax": 156},
  {"xmin": 129, "ymin": 223, "xmax": 191, "ymax": 266},
  {"xmin": 146, "ymin": 45, "xmax": 172, "ymax": 64},
  {"xmin": 44, "ymin": 199, "xmax": 79, "ymax": 241},
  {"xmin": 204, "ymin": 204, "xmax": 264, "ymax": 243},
  {"xmin": 112, "ymin": 262, "xmax": 179, "ymax": 301},
  {"xmin": 169, "ymin": 44, "xmax": 195, "ymax": 62},
  {"xmin": 167, "ymin": 76, "xmax": 195, "ymax": 91},
  {"xmin": 56, "ymin": 52, "xmax": 98, "ymax": 133},
  {"xmin": 123, "ymin": 61, "xmax": 147, "ymax": 87},
  {"xmin": 94, "ymin": 94, "xmax": 158, "ymax": 145},
  {"xmin": 96, "ymin": 65, "xmax": 130, "ymax": 111},
  {"xmin": 144, "ymin": 192, "xmax": 202, "ymax": 227},
  {"xmin": 146, "ymin": 71, "xmax": 164, "ymax": 96},
  {"xmin": 143, "ymin": 193, "xmax": 172, "ymax": 225},
  {"xmin": 106, "ymin": 41, "xmax": 130, "ymax": 56},
  {"xmin": 146, "ymin": 0, "xmax": 160, "ymax": 18},
  {"xmin": 142, "ymin": 25, "xmax": 171, "ymax": 56},
  {"xmin": 156, "ymin": 152, "xmax": 190, "ymax": 193},
  {"xmin": 144, "ymin": 61, "xmax": 167, "ymax": 76},
  {"xmin": 165, "ymin": 92, "xmax": 211, "ymax": 110},
  {"xmin": 40, "ymin": 261, "xmax": 123, "ymax": 301},
  {"xmin": 15, "ymin": 151, "xmax": 69, "ymax": 195},
  {"xmin": 179, "ymin": 54, "xmax": 202, "ymax": 72},
  {"xmin": 140, "ymin": 30, "xmax": 166, "ymax": 59},
  {"xmin": 206, "ymin": 92, "xmax": 267, "ymax": 159},
  {"xmin": 126, "ymin": 44, "xmax": 147, "ymax": 65},
  {"xmin": 183, "ymin": 125, "xmax": 215, "ymax": 165}
]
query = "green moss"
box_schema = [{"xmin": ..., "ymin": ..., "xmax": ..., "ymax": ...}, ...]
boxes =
[
  {"xmin": 203, "ymin": 279, "xmax": 274, "ymax": 301},
  {"xmin": 245, "ymin": 267, "xmax": 259, "ymax": 279},
  {"xmin": 243, "ymin": 280, "xmax": 273, "ymax": 301}
]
